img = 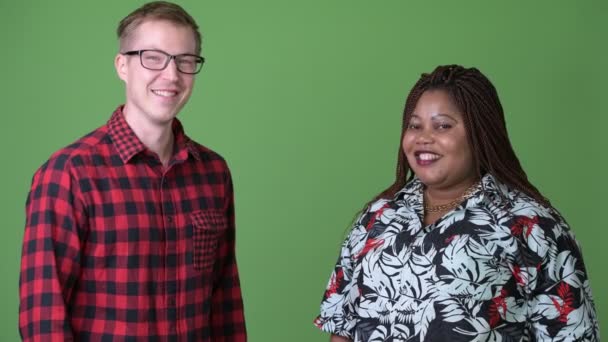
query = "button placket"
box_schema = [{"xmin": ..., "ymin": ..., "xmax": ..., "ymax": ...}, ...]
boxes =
[{"xmin": 160, "ymin": 174, "xmax": 179, "ymax": 327}]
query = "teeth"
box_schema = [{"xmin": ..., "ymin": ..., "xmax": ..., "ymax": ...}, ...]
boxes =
[
  {"xmin": 418, "ymin": 153, "xmax": 440, "ymax": 161},
  {"xmin": 152, "ymin": 90, "xmax": 177, "ymax": 97}
]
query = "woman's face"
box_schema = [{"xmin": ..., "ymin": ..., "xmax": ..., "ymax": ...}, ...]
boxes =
[{"xmin": 402, "ymin": 89, "xmax": 477, "ymax": 191}]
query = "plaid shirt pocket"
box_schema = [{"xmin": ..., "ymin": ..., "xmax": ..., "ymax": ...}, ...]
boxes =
[{"xmin": 190, "ymin": 210, "xmax": 227, "ymax": 272}]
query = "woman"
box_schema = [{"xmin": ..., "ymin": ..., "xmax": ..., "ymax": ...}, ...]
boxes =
[{"xmin": 314, "ymin": 65, "xmax": 599, "ymax": 341}]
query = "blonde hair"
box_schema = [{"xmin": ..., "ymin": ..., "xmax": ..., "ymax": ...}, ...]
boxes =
[{"xmin": 117, "ymin": 1, "xmax": 202, "ymax": 54}]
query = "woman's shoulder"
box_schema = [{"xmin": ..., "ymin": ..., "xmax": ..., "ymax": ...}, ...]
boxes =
[
  {"xmin": 489, "ymin": 176, "xmax": 574, "ymax": 239},
  {"xmin": 482, "ymin": 175, "xmax": 557, "ymax": 218}
]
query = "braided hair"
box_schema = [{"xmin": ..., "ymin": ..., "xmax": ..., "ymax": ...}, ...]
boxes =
[{"xmin": 370, "ymin": 64, "xmax": 548, "ymax": 206}]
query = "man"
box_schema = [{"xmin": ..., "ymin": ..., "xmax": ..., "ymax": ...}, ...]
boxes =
[{"xmin": 19, "ymin": 2, "xmax": 246, "ymax": 340}]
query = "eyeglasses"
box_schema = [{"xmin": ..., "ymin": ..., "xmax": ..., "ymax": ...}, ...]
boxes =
[{"xmin": 122, "ymin": 49, "xmax": 205, "ymax": 74}]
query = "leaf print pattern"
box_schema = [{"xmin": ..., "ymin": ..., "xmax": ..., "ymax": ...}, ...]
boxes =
[
  {"xmin": 554, "ymin": 282, "xmax": 575, "ymax": 323},
  {"xmin": 315, "ymin": 174, "xmax": 599, "ymax": 341}
]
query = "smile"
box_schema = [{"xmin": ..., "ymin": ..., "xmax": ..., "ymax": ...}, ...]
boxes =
[
  {"xmin": 151, "ymin": 89, "xmax": 178, "ymax": 97},
  {"xmin": 417, "ymin": 152, "xmax": 440, "ymax": 161},
  {"xmin": 414, "ymin": 151, "xmax": 441, "ymax": 166}
]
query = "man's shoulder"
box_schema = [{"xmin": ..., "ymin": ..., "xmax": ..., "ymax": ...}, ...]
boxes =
[
  {"xmin": 187, "ymin": 138, "xmax": 230, "ymax": 168},
  {"xmin": 35, "ymin": 124, "xmax": 110, "ymax": 177}
]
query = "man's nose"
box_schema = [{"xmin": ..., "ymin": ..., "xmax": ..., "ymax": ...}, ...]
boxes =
[{"xmin": 161, "ymin": 57, "xmax": 180, "ymax": 80}]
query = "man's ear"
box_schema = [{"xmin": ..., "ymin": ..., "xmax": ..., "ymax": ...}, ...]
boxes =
[{"xmin": 115, "ymin": 53, "xmax": 128, "ymax": 82}]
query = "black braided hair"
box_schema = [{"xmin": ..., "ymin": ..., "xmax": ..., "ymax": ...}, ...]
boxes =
[{"xmin": 369, "ymin": 64, "xmax": 548, "ymax": 207}]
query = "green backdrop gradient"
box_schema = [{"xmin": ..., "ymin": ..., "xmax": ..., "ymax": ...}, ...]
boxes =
[{"xmin": 0, "ymin": 1, "xmax": 605, "ymax": 341}]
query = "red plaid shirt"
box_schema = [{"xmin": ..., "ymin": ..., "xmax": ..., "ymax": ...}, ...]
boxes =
[{"xmin": 19, "ymin": 106, "xmax": 246, "ymax": 341}]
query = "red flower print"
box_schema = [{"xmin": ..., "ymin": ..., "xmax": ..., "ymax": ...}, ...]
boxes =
[
  {"xmin": 489, "ymin": 289, "xmax": 508, "ymax": 328},
  {"xmin": 523, "ymin": 216, "xmax": 539, "ymax": 237},
  {"xmin": 511, "ymin": 264, "xmax": 525, "ymax": 286},
  {"xmin": 510, "ymin": 216, "xmax": 539, "ymax": 237},
  {"xmin": 325, "ymin": 269, "xmax": 344, "ymax": 298},
  {"xmin": 551, "ymin": 282, "xmax": 575, "ymax": 323},
  {"xmin": 366, "ymin": 203, "xmax": 390, "ymax": 230},
  {"xmin": 445, "ymin": 235, "xmax": 458, "ymax": 244},
  {"xmin": 356, "ymin": 238, "xmax": 385, "ymax": 259}
]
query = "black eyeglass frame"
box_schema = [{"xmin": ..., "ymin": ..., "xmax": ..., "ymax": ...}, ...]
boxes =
[{"xmin": 121, "ymin": 49, "xmax": 205, "ymax": 74}]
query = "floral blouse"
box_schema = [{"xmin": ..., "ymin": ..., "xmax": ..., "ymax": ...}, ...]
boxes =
[{"xmin": 315, "ymin": 175, "xmax": 599, "ymax": 341}]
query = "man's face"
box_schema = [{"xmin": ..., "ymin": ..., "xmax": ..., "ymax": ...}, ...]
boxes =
[{"xmin": 115, "ymin": 20, "xmax": 197, "ymax": 127}]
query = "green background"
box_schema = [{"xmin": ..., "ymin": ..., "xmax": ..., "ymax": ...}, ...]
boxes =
[{"xmin": 0, "ymin": 1, "xmax": 605, "ymax": 340}]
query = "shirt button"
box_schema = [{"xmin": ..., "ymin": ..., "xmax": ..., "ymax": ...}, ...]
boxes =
[
  {"xmin": 168, "ymin": 298, "xmax": 176, "ymax": 306},
  {"xmin": 167, "ymin": 216, "xmax": 173, "ymax": 223}
]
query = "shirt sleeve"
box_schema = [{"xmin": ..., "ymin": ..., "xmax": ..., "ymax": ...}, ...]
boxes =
[
  {"xmin": 210, "ymin": 170, "xmax": 247, "ymax": 341},
  {"xmin": 314, "ymin": 233, "xmax": 355, "ymax": 338},
  {"xmin": 527, "ymin": 212, "xmax": 600, "ymax": 341},
  {"xmin": 314, "ymin": 201, "xmax": 382, "ymax": 338},
  {"xmin": 19, "ymin": 156, "xmax": 86, "ymax": 341}
]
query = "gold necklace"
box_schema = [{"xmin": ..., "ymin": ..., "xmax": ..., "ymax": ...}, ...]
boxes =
[{"xmin": 424, "ymin": 182, "xmax": 479, "ymax": 213}]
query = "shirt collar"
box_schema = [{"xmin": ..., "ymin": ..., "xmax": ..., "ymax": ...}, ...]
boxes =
[
  {"xmin": 395, "ymin": 173, "xmax": 511, "ymax": 208},
  {"xmin": 477, "ymin": 173, "xmax": 512, "ymax": 207},
  {"xmin": 107, "ymin": 105, "xmax": 201, "ymax": 164}
]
